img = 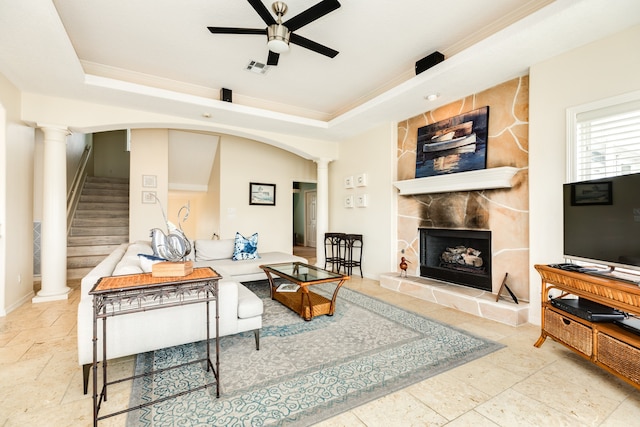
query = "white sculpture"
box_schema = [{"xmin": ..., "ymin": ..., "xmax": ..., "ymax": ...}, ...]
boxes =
[{"xmin": 150, "ymin": 195, "xmax": 192, "ymax": 261}]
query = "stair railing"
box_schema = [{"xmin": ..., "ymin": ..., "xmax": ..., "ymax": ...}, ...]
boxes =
[{"xmin": 67, "ymin": 144, "xmax": 93, "ymax": 234}]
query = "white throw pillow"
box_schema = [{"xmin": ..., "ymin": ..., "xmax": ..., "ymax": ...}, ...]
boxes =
[{"xmin": 195, "ymin": 239, "xmax": 235, "ymax": 261}]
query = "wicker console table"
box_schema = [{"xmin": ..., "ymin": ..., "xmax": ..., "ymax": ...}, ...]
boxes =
[
  {"xmin": 534, "ymin": 264, "xmax": 640, "ymax": 389},
  {"xmin": 89, "ymin": 267, "xmax": 221, "ymax": 426}
]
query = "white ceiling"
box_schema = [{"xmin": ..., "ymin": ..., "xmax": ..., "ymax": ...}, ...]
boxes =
[{"xmin": 1, "ymin": 0, "xmax": 640, "ymax": 141}]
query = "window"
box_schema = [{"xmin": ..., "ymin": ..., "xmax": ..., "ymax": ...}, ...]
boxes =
[{"xmin": 568, "ymin": 94, "xmax": 640, "ymax": 182}]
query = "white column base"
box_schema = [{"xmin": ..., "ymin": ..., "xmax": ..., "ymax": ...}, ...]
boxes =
[{"xmin": 32, "ymin": 287, "xmax": 71, "ymax": 303}]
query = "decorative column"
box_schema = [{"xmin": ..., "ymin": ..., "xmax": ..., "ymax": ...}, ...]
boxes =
[
  {"xmin": 33, "ymin": 125, "xmax": 71, "ymax": 303},
  {"xmin": 314, "ymin": 158, "xmax": 330, "ymax": 266}
]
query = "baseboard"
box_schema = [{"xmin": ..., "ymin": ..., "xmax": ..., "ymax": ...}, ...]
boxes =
[{"xmin": 3, "ymin": 290, "xmax": 35, "ymax": 315}]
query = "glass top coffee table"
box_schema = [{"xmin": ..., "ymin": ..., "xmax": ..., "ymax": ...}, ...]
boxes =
[{"xmin": 260, "ymin": 262, "xmax": 349, "ymax": 321}]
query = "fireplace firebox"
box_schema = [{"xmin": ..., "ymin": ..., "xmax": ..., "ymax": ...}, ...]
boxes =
[{"xmin": 419, "ymin": 228, "xmax": 492, "ymax": 291}]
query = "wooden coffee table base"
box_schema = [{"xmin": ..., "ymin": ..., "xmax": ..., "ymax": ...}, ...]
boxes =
[
  {"xmin": 261, "ymin": 262, "xmax": 349, "ymax": 321},
  {"xmin": 272, "ymin": 289, "xmax": 333, "ymax": 320}
]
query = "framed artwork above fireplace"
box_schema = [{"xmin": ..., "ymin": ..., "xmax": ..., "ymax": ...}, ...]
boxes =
[{"xmin": 415, "ymin": 106, "xmax": 489, "ymax": 178}]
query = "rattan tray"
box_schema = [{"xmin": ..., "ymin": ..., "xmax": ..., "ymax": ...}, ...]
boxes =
[{"xmin": 91, "ymin": 267, "xmax": 219, "ymax": 294}]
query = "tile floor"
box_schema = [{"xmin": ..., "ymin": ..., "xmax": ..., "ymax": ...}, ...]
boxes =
[{"xmin": 1, "ymin": 277, "xmax": 639, "ymax": 426}]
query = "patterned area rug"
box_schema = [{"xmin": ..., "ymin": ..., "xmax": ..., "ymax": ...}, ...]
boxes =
[{"xmin": 127, "ymin": 281, "xmax": 503, "ymax": 426}]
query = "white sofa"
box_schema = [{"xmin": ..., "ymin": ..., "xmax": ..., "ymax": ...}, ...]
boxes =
[{"xmin": 77, "ymin": 239, "xmax": 306, "ymax": 393}]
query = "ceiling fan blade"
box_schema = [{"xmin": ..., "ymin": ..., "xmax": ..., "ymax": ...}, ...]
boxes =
[
  {"xmin": 208, "ymin": 27, "xmax": 266, "ymax": 35},
  {"xmin": 267, "ymin": 50, "xmax": 280, "ymax": 66},
  {"xmin": 247, "ymin": 0, "xmax": 276, "ymax": 26},
  {"xmin": 290, "ymin": 33, "xmax": 338, "ymax": 58},
  {"xmin": 284, "ymin": 0, "xmax": 341, "ymax": 32}
]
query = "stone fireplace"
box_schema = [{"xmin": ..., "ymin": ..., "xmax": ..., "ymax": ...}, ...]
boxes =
[
  {"xmin": 420, "ymin": 228, "xmax": 491, "ymax": 291},
  {"xmin": 383, "ymin": 76, "xmax": 531, "ymax": 326}
]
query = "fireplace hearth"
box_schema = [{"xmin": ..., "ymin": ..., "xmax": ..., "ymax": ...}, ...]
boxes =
[{"xmin": 419, "ymin": 228, "xmax": 492, "ymax": 291}]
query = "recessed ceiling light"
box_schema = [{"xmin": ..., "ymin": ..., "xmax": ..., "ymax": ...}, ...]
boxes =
[
  {"xmin": 425, "ymin": 93, "xmax": 440, "ymax": 101},
  {"xmin": 245, "ymin": 60, "xmax": 269, "ymax": 75},
  {"xmin": 202, "ymin": 112, "xmax": 211, "ymax": 118}
]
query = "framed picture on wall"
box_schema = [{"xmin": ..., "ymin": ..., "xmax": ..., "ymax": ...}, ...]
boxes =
[
  {"xmin": 344, "ymin": 195, "xmax": 354, "ymax": 208},
  {"xmin": 249, "ymin": 182, "xmax": 276, "ymax": 206},
  {"xmin": 142, "ymin": 191, "xmax": 156, "ymax": 204},
  {"xmin": 142, "ymin": 175, "xmax": 157, "ymax": 188},
  {"xmin": 344, "ymin": 176, "xmax": 354, "ymax": 189},
  {"xmin": 415, "ymin": 106, "xmax": 489, "ymax": 178}
]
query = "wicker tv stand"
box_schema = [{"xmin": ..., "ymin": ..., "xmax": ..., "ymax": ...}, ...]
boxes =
[{"xmin": 534, "ymin": 264, "xmax": 640, "ymax": 389}]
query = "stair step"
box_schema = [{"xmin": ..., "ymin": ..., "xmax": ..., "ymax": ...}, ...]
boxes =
[
  {"xmin": 67, "ymin": 255, "xmax": 109, "ymax": 269},
  {"xmin": 67, "ymin": 176, "xmax": 130, "ymax": 279},
  {"xmin": 69, "ymin": 226, "xmax": 129, "ymax": 237},
  {"xmin": 79, "ymin": 194, "xmax": 129, "ymax": 204},
  {"xmin": 68, "ymin": 235, "xmax": 129, "ymax": 246},
  {"xmin": 85, "ymin": 176, "xmax": 129, "ymax": 184},
  {"xmin": 74, "ymin": 210, "xmax": 128, "ymax": 218},
  {"xmin": 81, "ymin": 188, "xmax": 129, "ymax": 197},
  {"xmin": 76, "ymin": 202, "xmax": 129, "ymax": 211},
  {"xmin": 67, "ymin": 244, "xmax": 121, "ymax": 257},
  {"xmin": 67, "ymin": 267, "xmax": 94, "ymax": 280},
  {"xmin": 83, "ymin": 182, "xmax": 129, "ymax": 191},
  {"xmin": 73, "ymin": 217, "xmax": 129, "ymax": 227}
]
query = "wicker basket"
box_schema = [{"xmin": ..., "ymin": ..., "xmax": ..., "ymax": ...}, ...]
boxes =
[
  {"xmin": 545, "ymin": 308, "xmax": 593, "ymax": 356},
  {"xmin": 597, "ymin": 333, "xmax": 640, "ymax": 386}
]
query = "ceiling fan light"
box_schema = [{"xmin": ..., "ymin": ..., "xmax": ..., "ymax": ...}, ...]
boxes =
[{"xmin": 267, "ymin": 24, "xmax": 290, "ymax": 53}]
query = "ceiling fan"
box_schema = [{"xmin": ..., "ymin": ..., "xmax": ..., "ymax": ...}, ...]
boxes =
[{"xmin": 207, "ymin": 0, "xmax": 341, "ymax": 66}]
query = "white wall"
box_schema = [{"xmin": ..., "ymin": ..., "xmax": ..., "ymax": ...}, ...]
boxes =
[
  {"xmin": 129, "ymin": 129, "xmax": 169, "ymax": 242},
  {"xmin": 329, "ymin": 122, "xmax": 397, "ymax": 279},
  {"xmin": 66, "ymin": 132, "xmax": 91, "ymax": 191},
  {"xmin": 529, "ymin": 24, "xmax": 640, "ymax": 324},
  {"xmin": 131, "ymin": 131, "xmax": 316, "ymax": 251},
  {"xmin": 93, "ymin": 130, "xmax": 129, "ymax": 179},
  {"xmin": 0, "ymin": 73, "xmax": 36, "ymax": 315},
  {"xmin": 21, "ymin": 93, "xmax": 339, "ymax": 162},
  {"xmin": 218, "ymin": 135, "xmax": 316, "ymax": 253}
]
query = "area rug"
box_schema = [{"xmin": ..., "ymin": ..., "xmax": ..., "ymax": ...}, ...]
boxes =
[{"xmin": 127, "ymin": 280, "xmax": 504, "ymax": 426}]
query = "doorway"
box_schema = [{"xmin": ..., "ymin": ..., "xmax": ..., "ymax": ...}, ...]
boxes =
[
  {"xmin": 305, "ymin": 190, "xmax": 317, "ymax": 247},
  {"xmin": 292, "ymin": 182, "xmax": 317, "ymax": 264}
]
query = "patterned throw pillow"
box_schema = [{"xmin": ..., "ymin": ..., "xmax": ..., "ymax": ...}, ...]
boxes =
[
  {"xmin": 138, "ymin": 253, "xmax": 166, "ymax": 272},
  {"xmin": 232, "ymin": 232, "xmax": 260, "ymax": 261}
]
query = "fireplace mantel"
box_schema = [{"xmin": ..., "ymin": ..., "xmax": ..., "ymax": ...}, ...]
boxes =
[{"xmin": 393, "ymin": 166, "xmax": 519, "ymax": 195}]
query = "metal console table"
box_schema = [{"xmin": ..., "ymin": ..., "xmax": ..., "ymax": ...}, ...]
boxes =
[{"xmin": 89, "ymin": 267, "xmax": 221, "ymax": 426}]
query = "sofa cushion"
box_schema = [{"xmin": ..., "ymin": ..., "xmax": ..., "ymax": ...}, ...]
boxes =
[
  {"xmin": 112, "ymin": 241, "xmax": 152, "ymax": 276},
  {"xmin": 112, "ymin": 263, "xmax": 144, "ymax": 276},
  {"xmin": 195, "ymin": 239, "xmax": 235, "ymax": 261},
  {"xmin": 232, "ymin": 232, "xmax": 260, "ymax": 261},
  {"xmin": 197, "ymin": 252, "xmax": 307, "ymax": 278},
  {"xmin": 237, "ymin": 284, "xmax": 264, "ymax": 319},
  {"xmin": 80, "ymin": 243, "xmax": 129, "ymax": 296}
]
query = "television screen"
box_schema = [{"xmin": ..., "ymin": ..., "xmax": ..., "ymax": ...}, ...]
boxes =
[{"xmin": 563, "ymin": 172, "xmax": 640, "ymax": 271}]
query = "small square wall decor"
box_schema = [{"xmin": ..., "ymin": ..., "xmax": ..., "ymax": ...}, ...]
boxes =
[
  {"xmin": 344, "ymin": 195, "xmax": 354, "ymax": 208},
  {"xmin": 344, "ymin": 176, "xmax": 354, "ymax": 189},
  {"xmin": 142, "ymin": 191, "xmax": 156, "ymax": 204},
  {"xmin": 142, "ymin": 175, "xmax": 157, "ymax": 188},
  {"xmin": 356, "ymin": 173, "xmax": 368, "ymax": 187},
  {"xmin": 355, "ymin": 194, "xmax": 368, "ymax": 208}
]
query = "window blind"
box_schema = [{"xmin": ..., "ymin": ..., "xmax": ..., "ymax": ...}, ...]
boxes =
[{"xmin": 575, "ymin": 99, "xmax": 640, "ymax": 181}]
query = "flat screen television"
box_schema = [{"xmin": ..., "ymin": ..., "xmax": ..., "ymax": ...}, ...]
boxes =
[{"xmin": 563, "ymin": 172, "xmax": 640, "ymax": 272}]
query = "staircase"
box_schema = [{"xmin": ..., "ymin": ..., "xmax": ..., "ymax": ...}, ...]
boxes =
[{"xmin": 67, "ymin": 176, "xmax": 130, "ymax": 280}]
